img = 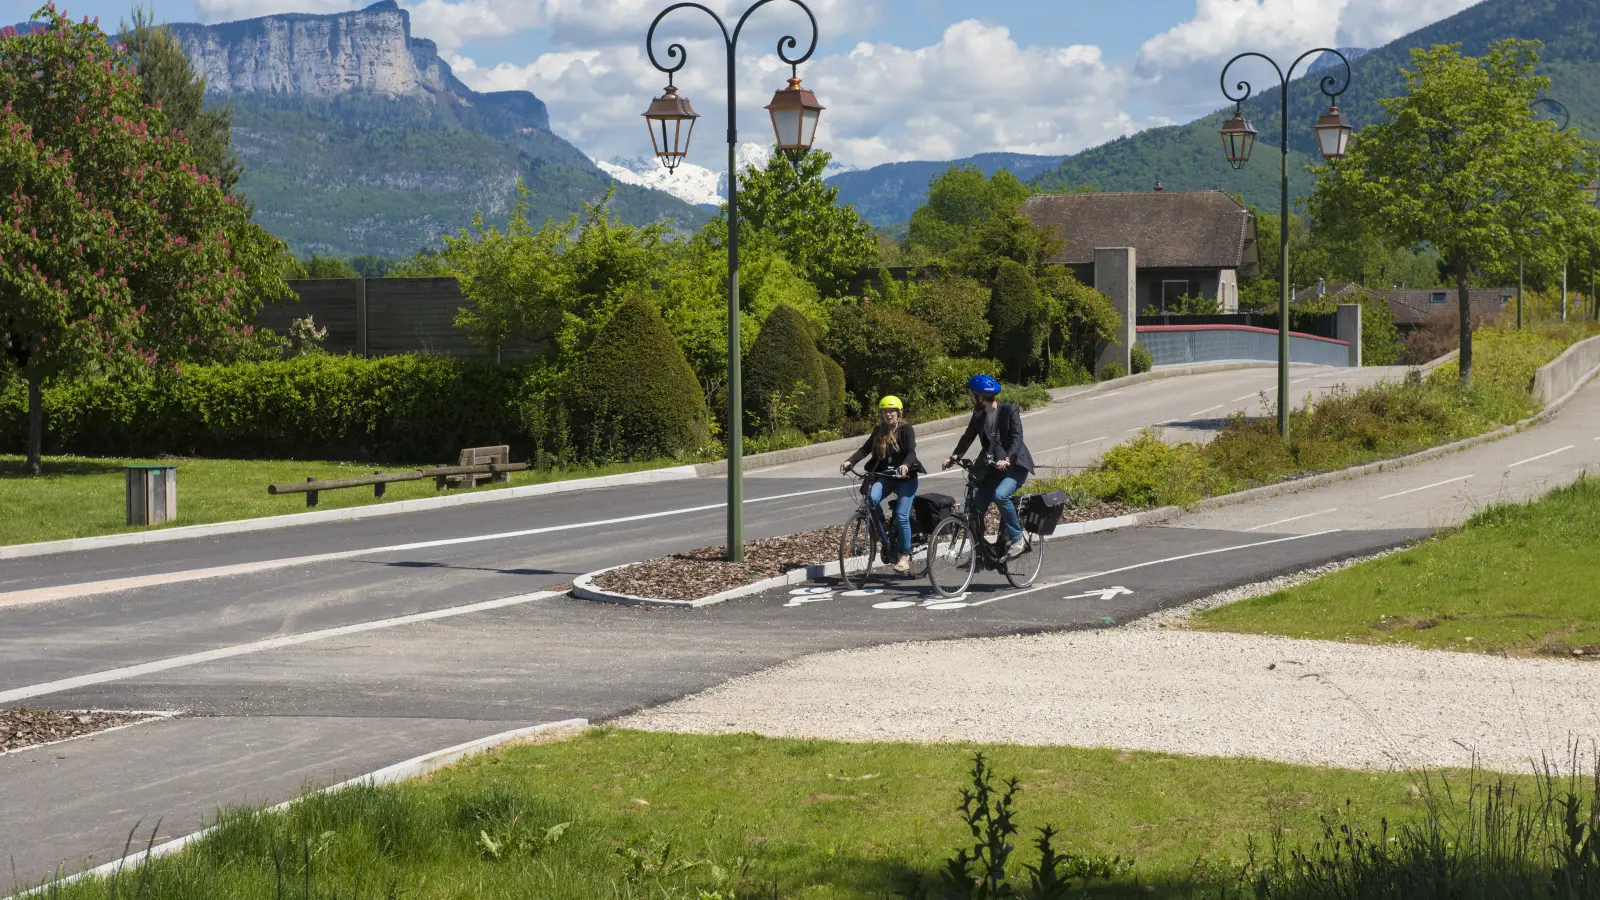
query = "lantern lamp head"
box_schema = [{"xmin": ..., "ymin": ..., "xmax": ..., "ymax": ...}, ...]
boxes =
[
  {"xmin": 642, "ymin": 81, "xmax": 700, "ymax": 174},
  {"xmin": 1314, "ymin": 104, "xmax": 1353, "ymax": 160},
  {"xmin": 765, "ymin": 72, "xmax": 824, "ymax": 152},
  {"xmin": 1219, "ymin": 106, "xmax": 1258, "ymax": 170}
]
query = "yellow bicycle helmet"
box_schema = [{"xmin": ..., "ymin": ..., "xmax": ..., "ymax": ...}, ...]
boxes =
[{"xmin": 878, "ymin": 395, "xmax": 904, "ymax": 411}]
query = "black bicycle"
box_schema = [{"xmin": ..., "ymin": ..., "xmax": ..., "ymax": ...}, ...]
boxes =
[
  {"xmin": 839, "ymin": 465, "xmax": 930, "ymax": 589},
  {"xmin": 926, "ymin": 457, "xmax": 1050, "ymax": 597}
]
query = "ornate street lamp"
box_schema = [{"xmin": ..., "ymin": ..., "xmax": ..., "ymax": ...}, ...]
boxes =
[
  {"xmin": 643, "ymin": 0, "xmax": 821, "ymax": 563},
  {"xmin": 1218, "ymin": 49, "xmax": 1353, "ymax": 440},
  {"xmin": 642, "ymin": 79, "xmax": 699, "ymax": 173},
  {"xmin": 1219, "ymin": 107, "xmax": 1258, "ymax": 170}
]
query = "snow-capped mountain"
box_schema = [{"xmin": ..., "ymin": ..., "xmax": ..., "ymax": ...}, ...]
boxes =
[{"xmin": 594, "ymin": 143, "xmax": 856, "ymax": 209}]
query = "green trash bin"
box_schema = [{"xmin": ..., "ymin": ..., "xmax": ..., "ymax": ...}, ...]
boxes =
[{"xmin": 126, "ymin": 464, "xmax": 177, "ymax": 526}]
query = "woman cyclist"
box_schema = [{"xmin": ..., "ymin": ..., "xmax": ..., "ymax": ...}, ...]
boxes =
[
  {"xmin": 943, "ymin": 374, "xmax": 1035, "ymax": 558},
  {"xmin": 840, "ymin": 396, "xmax": 924, "ymax": 573}
]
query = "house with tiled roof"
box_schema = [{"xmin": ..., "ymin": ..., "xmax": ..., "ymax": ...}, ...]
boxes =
[
  {"xmin": 1018, "ymin": 189, "xmax": 1259, "ymax": 314},
  {"xmin": 1292, "ymin": 282, "xmax": 1514, "ymax": 332}
]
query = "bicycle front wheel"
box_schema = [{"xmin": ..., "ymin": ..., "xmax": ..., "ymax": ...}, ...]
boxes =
[
  {"xmin": 927, "ymin": 516, "xmax": 976, "ymax": 597},
  {"xmin": 1002, "ymin": 530, "xmax": 1046, "ymax": 588},
  {"xmin": 839, "ymin": 511, "xmax": 877, "ymax": 590}
]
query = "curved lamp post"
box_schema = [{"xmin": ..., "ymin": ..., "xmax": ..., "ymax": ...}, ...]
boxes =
[
  {"xmin": 1218, "ymin": 49, "xmax": 1353, "ymax": 440},
  {"xmin": 642, "ymin": 0, "xmax": 822, "ymax": 562}
]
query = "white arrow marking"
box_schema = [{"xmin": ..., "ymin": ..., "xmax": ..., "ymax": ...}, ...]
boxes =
[{"xmin": 1063, "ymin": 586, "xmax": 1132, "ymax": 601}]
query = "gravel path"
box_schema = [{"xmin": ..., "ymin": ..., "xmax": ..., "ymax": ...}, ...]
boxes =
[{"xmin": 619, "ymin": 624, "xmax": 1600, "ymax": 775}]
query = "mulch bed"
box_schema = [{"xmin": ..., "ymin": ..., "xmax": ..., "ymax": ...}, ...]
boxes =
[
  {"xmin": 588, "ymin": 501, "xmax": 1145, "ymax": 603},
  {"xmin": 1, "ymin": 708, "xmax": 157, "ymax": 754},
  {"xmin": 592, "ymin": 526, "xmax": 843, "ymax": 602}
]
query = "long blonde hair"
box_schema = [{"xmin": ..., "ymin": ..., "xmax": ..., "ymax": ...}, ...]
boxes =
[{"xmin": 872, "ymin": 417, "xmax": 901, "ymax": 459}]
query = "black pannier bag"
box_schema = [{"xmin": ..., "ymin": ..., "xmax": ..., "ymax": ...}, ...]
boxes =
[
  {"xmin": 911, "ymin": 492, "xmax": 956, "ymax": 537},
  {"xmin": 1020, "ymin": 490, "xmax": 1067, "ymax": 536}
]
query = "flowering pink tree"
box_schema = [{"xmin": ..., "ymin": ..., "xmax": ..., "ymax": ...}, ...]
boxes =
[{"xmin": 1, "ymin": 6, "xmax": 291, "ymax": 474}]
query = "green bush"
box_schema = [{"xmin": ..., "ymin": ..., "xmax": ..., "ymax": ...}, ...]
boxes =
[
  {"xmin": 0, "ymin": 355, "xmax": 555, "ymax": 462},
  {"xmin": 988, "ymin": 260, "xmax": 1043, "ymax": 381},
  {"xmin": 743, "ymin": 304, "xmax": 831, "ymax": 434},
  {"xmin": 570, "ymin": 297, "xmax": 710, "ymax": 460},
  {"xmin": 1048, "ymin": 431, "xmax": 1223, "ymax": 508},
  {"xmin": 922, "ymin": 356, "xmax": 1003, "ymax": 410},
  {"xmin": 826, "ymin": 300, "xmax": 943, "ymax": 407},
  {"xmin": 1428, "ymin": 325, "xmax": 1573, "ymax": 395},
  {"xmin": 819, "ymin": 354, "xmax": 846, "ymax": 427},
  {"xmin": 1130, "ymin": 344, "xmax": 1153, "ymax": 375},
  {"xmin": 909, "ymin": 276, "xmax": 989, "ymax": 357},
  {"xmin": 1099, "ymin": 362, "xmax": 1126, "ymax": 381}
]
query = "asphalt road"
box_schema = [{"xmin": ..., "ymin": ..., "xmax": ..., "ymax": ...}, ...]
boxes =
[{"xmin": 3, "ymin": 361, "xmax": 1582, "ymax": 889}]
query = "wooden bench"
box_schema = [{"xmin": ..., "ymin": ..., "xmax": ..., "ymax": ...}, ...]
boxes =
[{"xmin": 444, "ymin": 445, "xmax": 512, "ymax": 489}]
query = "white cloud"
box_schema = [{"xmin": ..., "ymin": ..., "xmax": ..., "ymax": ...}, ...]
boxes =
[
  {"xmin": 194, "ymin": 0, "xmax": 358, "ymax": 19},
  {"xmin": 452, "ymin": 18, "xmax": 1156, "ymax": 171},
  {"xmin": 1335, "ymin": 0, "xmax": 1481, "ymax": 48}
]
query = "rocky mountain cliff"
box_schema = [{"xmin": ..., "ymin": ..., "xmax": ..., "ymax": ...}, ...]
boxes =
[{"xmin": 160, "ymin": 1, "xmax": 705, "ymax": 258}]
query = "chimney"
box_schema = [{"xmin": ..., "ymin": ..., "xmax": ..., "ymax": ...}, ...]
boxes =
[{"xmin": 1317, "ymin": 277, "xmax": 1326, "ymax": 298}]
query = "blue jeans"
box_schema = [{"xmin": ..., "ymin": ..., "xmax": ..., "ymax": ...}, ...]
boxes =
[
  {"xmin": 869, "ymin": 476, "xmax": 918, "ymax": 560},
  {"xmin": 976, "ymin": 469, "xmax": 1028, "ymax": 544}
]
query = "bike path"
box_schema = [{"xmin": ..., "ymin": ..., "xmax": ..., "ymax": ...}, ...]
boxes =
[{"xmin": 1, "ymin": 523, "xmax": 1420, "ymax": 887}]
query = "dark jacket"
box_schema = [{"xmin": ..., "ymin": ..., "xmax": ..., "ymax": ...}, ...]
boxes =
[
  {"xmin": 952, "ymin": 402, "xmax": 1034, "ymax": 474},
  {"xmin": 846, "ymin": 422, "xmax": 925, "ymax": 476}
]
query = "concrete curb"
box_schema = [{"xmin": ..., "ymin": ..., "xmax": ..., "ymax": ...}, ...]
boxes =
[
  {"xmin": 571, "ymin": 506, "xmax": 1184, "ymax": 609},
  {"xmin": 9, "ymin": 718, "xmax": 589, "ymax": 897},
  {"xmin": 1186, "ymin": 348, "xmax": 1600, "ymax": 515},
  {"xmin": 0, "ymin": 467, "xmax": 699, "ymax": 561}
]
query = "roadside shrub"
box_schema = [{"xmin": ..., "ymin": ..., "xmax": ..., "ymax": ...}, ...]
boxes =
[
  {"xmin": 1052, "ymin": 431, "xmax": 1224, "ymax": 508},
  {"xmin": 0, "ymin": 355, "xmax": 545, "ymax": 462},
  {"xmin": 743, "ymin": 304, "xmax": 830, "ymax": 434},
  {"xmin": 1428, "ymin": 326, "xmax": 1573, "ymax": 395},
  {"xmin": 826, "ymin": 299, "xmax": 943, "ymax": 407},
  {"xmin": 819, "ymin": 354, "xmax": 846, "ymax": 427},
  {"xmin": 1004, "ymin": 382, "xmax": 1051, "ymax": 410},
  {"xmin": 1130, "ymin": 344, "xmax": 1153, "ymax": 375},
  {"xmin": 570, "ymin": 296, "xmax": 710, "ymax": 460},
  {"xmin": 1099, "ymin": 362, "xmax": 1126, "ymax": 381},
  {"xmin": 988, "ymin": 260, "xmax": 1044, "ymax": 381},
  {"xmin": 923, "ymin": 356, "xmax": 1003, "ymax": 410},
  {"xmin": 910, "ymin": 276, "xmax": 991, "ymax": 358}
]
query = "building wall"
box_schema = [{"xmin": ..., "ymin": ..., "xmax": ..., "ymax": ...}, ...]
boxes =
[{"xmin": 1135, "ymin": 268, "xmax": 1224, "ymax": 314}]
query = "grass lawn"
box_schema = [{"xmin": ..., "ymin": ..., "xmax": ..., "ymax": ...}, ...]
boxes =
[
  {"xmin": 1193, "ymin": 476, "xmax": 1600, "ymax": 657},
  {"xmin": 40, "ymin": 728, "xmax": 1471, "ymax": 899},
  {"xmin": 0, "ymin": 454, "xmax": 674, "ymax": 547}
]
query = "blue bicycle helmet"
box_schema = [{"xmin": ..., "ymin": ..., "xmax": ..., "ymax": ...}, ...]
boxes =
[{"xmin": 966, "ymin": 373, "xmax": 1003, "ymax": 395}]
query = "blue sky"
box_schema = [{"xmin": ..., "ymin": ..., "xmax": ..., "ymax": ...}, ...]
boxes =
[{"xmin": 4, "ymin": 0, "xmax": 1485, "ymax": 169}]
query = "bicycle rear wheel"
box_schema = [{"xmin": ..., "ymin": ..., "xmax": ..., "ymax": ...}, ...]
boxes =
[
  {"xmin": 838, "ymin": 511, "xmax": 877, "ymax": 590},
  {"xmin": 1002, "ymin": 530, "xmax": 1046, "ymax": 588},
  {"xmin": 906, "ymin": 535, "xmax": 930, "ymax": 579},
  {"xmin": 927, "ymin": 516, "xmax": 976, "ymax": 597}
]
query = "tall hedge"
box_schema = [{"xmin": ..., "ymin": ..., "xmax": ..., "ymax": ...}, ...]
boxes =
[
  {"xmin": 819, "ymin": 354, "xmax": 846, "ymax": 427},
  {"xmin": 570, "ymin": 297, "xmax": 709, "ymax": 460},
  {"xmin": 0, "ymin": 355, "xmax": 557, "ymax": 462},
  {"xmin": 989, "ymin": 259, "xmax": 1044, "ymax": 381},
  {"xmin": 826, "ymin": 300, "xmax": 943, "ymax": 407},
  {"xmin": 743, "ymin": 304, "xmax": 830, "ymax": 434},
  {"xmin": 911, "ymin": 276, "xmax": 991, "ymax": 358}
]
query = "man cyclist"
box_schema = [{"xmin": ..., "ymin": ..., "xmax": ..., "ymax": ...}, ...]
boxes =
[
  {"xmin": 841, "ymin": 396, "xmax": 923, "ymax": 573},
  {"xmin": 942, "ymin": 374, "xmax": 1035, "ymax": 558}
]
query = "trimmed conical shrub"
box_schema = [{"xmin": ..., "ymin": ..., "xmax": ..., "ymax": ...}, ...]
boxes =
[
  {"xmin": 819, "ymin": 353, "xmax": 846, "ymax": 427},
  {"xmin": 744, "ymin": 304, "xmax": 830, "ymax": 434},
  {"xmin": 989, "ymin": 259, "xmax": 1044, "ymax": 382},
  {"xmin": 571, "ymin": 297, "xmax": 709, "ymax": 460}
]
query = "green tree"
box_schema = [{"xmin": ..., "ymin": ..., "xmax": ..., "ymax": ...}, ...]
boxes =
[
  {"xmin": 906, "ymin": 166, "xmax": 1031, "ymax": 257},
  {"xmin": 743, "ymin": 304, "xmax": 830, "ymax": 434},
  {"xmin": 1039, "ymin": 266, "xmax": 1120, "ymax": 380},
  {"xmin": 118, "ymin": 5, "xmax": 241, "ymax": 195},
  {"xmin": 570, "ymin": 296, "xmax": 708, "ymax": 460},
  {"xmin": 448, "ymin": 185, "xmax": 669, "ymax": 366},
  {"xmin": 909, "ymin": 276, "xmax": 991, "ymax": 358},
  {"xmin": 988, "ymin": 260, "xmax": 1044, "ymax": 381},
  {"xmin": 732, "ymin": 148, "xmax": 876, "ymax": 297},
  {"xmin": 300, "ymin": 254, "xmax": 361, "ymax": 279},
  {"xmin": 0, "ymin": 9, "xmax": 292, "ymax": 475},
  {"xmin": 1310, "ymin": 40, "xmax": 1600, "ymax": 382}
]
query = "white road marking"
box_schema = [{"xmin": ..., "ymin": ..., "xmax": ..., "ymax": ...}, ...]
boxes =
[
  {"xmin": 964, "ymin": 530, "xmax": 1342, "ymax": 609},
  {"xmin": 1189, "ymin": 404, "xmax": 1223, "ymax": 416},
  {"xmin": 1083, "ymin": 390, "xmax": 1124, "ymax": 401},
  {"xmin": 0, "ymin": 484, "xmax": 847, "ymax": 608},
  {"xmin": 1507, "ymin": 446, "xmax": 1574, "ymax": 469},
  {"xmin": 1039, "ymin": 436, "xmax": 1108, "ymax": 455},
  {"xmin": 1243, "ymin": 508, "xmax": 1340, "ymax": 532},
  {"xmin": 1230, "ymin": 392, "xmax": 1261, "ymax": 402},
  {"xmin": 0, "ymin": 591, "xmax": 561, "ymax": 704},
  {"xmin": 1375, "ymin": 476, "xmax": 1474, "ymax": 502}
]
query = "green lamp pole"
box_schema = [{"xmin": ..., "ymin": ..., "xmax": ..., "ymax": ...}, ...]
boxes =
[
  {"xmin": 642, "ymin": 1, "xmax": 824, "ymax": 562},
  {"xmin": 1219, "ymin": 49, "xmax": 1355, "ymax": 439}
]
